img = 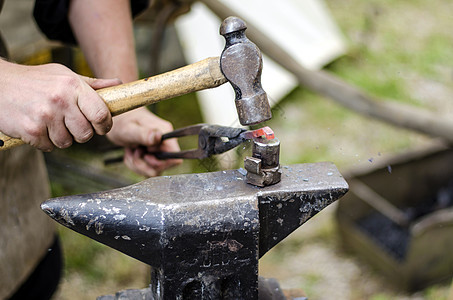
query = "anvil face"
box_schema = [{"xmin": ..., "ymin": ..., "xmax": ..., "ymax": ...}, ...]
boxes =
[
  {"xmin": 41, "ymin": 162, "xmax": 348, "ymax": 299},
  {"xmin": 42, "ymin": 162, "xmax": 348, "ymax": 262}
]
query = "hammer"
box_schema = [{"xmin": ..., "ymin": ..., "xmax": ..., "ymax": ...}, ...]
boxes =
[{"xmin": 0, "ymin": 16, "xmax": 271, "ymax": 151}]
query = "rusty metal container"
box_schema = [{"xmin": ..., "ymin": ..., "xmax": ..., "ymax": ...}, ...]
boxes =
[{"xmin": 336, "ymin": 143, "xmax": 453, "ymax": 291}]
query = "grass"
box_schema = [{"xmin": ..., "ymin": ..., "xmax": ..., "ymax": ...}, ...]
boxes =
[
  {"xmin": 39, "ymin": 0, "xmax": 453, "ymax": 298},
  {"xmin": 259, "ymin": 0, "xmax": 453, "ymax": 298}
]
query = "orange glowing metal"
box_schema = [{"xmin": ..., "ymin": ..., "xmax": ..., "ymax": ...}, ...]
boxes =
[{"xmin": 243, "ymin": 126, "xmax": 274, "ymax": 140}]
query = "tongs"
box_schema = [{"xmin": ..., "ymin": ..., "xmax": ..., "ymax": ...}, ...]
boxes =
[
  {"xmin": 154, "ymin": 124, "xmax": 273, "ymax": 159},
  {"xmin": 104, "ymin": 124, "xmax": 274, "ymax": 164}
]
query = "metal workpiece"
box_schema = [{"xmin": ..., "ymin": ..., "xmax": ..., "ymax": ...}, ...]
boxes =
[
  {"xmin": 245, "ymin": 138, "xmax": 282, "ymax": 187},
  {"xmin": 220, "ymin": 16, "xmax": 272, "ymax": 126},
  {"xmin": 41, "ymin": 162, "xmax": 348, "ymax": 299}
]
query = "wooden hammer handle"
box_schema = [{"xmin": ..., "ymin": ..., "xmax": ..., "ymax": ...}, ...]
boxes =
[
  {"xmin": 0, "ymin": 57, "xmax": 226, "ymax": 151},
  {"xmin": 101, "ymin": 56, "xmax": 226, "ymax": 116}
]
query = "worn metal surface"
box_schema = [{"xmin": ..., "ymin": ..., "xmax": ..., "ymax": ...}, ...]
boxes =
[
  {"xmin": 219, "ymin": 16, "xmax": 272, "ymax": 126},
  {"xmin": 42, "ymin": 162, "xmax": 348, "ymax": 299},
  {"xmin": 245, "ymin": 138, "xmax": 282, "ymax": 187}
]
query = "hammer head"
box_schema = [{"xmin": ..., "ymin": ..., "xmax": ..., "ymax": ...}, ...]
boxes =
[{"xmin": 220, "ymin": 17, "xmax": 272, "ymax": 126}]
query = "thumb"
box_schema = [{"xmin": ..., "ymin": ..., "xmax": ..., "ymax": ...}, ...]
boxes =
[{"xmin": 81, "ymin": 76, "xmax": 122, "ymax": 90}]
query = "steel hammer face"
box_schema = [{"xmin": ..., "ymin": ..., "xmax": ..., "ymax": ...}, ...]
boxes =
[{"xmin": 220, "ymin": 17, "xmax": 272, "ymax": 126}]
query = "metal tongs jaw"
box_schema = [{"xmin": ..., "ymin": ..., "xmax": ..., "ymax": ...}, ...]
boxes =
[{"xmin": 155, "ymin": 124, "xmax": 247, "ymax": 160}]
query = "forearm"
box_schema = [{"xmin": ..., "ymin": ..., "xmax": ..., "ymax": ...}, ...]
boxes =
[
  {"xmin": 68, "ymin": 0, "xmax": 138, "ymax": 83},
  {"xmin": 68, "ymin": 0, "xmax": 181, "ymax": 176}
]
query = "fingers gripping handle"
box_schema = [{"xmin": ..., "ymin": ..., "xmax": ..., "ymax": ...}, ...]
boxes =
[{"xmin": 0, "ymin": 57, "xmax": 226, "ymax": 151}]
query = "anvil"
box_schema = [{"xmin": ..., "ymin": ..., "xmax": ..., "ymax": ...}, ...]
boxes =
[{"xmin": 42, "ymin": 162, "xmax": 348, "ymax": 299}]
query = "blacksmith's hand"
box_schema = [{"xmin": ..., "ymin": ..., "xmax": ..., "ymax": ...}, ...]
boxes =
[
  {"xmin": 106, "ymin": 107, "xmax": 182, "ymax": 177},
  {"xmin": 0, "ymin": 60, "xmax": 120, "ymax": 151}
]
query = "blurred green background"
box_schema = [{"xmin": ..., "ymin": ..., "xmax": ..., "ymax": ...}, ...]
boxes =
[{"xmin": 37, "ymin": 0, "xmax": 453, "ymax": 299}]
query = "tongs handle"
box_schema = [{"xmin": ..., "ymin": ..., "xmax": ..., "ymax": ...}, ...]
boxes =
[
  {"xmin": 160, "ymin": 124, "xmax": 205, "ymax": 140},
  {"xmin": 152, "ymin": 124, "xmax": 206, "ymax": 159}
]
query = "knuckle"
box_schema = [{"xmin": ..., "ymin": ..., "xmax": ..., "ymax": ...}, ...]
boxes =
[
  {"xmin": 22, "ymin": 122, "xmax": 54, "ymax": 152},
  {"xmin": 60, "ymin": 73, "xmax": 79, "ymax": 88},
  {"xmin": 51, "ymin": 77, "xmax": 79, "ymax": 104},
  {"xmin": 35, "ymin": 104, "xmax": 55, "ymax": 123},
  {"xmin": 23, "ymin": 122, "xmax": 45, "ymax": 139},
  {"xmin": 161, "ymin": 120, "xmax": 173, "ymax": 131},
  {"xmin": 26, "ymin": 137, "xmax": 53, "ymax": 152},
  {"xmin": 48, "ymin": 92, "xmax": 67, "ymax": 107}
]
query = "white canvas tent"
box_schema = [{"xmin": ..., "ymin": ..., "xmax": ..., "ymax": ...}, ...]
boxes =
[{"xmin": 175, "ymin": 0, "xmax": 346, "ymax": 127}]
